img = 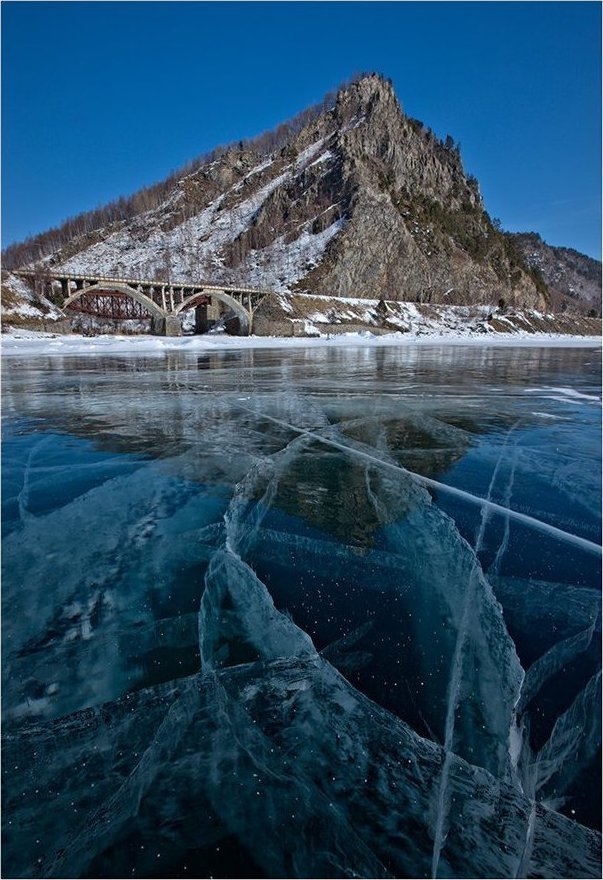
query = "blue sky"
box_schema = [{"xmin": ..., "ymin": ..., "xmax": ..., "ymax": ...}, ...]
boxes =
[{"xmin": 2, "ymin": 1, "xmax": 601, "ymax": 258}]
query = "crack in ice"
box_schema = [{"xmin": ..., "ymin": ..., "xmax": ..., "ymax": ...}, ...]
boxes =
[{"xmin": 230, "ymin": 401, "xmax": 602, "ymax": 556}]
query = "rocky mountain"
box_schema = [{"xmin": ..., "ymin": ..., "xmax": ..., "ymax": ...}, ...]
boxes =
[
  {"xmin": 511, "ymin": 232, "xmax": 601, "ymax": 314},
  {"xmin": 5, "ymin": 75, "xmax": 556, "ymax": 311}
]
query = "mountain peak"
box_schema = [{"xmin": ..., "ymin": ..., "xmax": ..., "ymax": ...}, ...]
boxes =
[
  {"xmin": 5, "ymin": 76, "xmax": 554, "ymax": 312},
  {"xmin": 334, "ymin": 72, "xmax": 399, "ymax": 123},
  {"xmin": 339, "ymin": 72, "xmax": 395, "ymax": 101}
]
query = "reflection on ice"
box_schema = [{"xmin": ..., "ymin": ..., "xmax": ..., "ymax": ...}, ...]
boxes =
[{"xmin": 2, "ymin": 344, "xmax": 601, "ymax": 878}]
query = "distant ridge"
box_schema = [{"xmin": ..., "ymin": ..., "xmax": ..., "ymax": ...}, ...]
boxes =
[{"xmin": 511, "ymin": 232, "xmax": 601, "ymax": 315}]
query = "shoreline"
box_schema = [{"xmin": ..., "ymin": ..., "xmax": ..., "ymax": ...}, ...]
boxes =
[{"xmin": 1, "ymin": 329, "xmax": 601, "ymax": 357}]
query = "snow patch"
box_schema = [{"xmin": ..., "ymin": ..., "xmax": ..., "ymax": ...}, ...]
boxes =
[
  {"xmin": 295, "ymin": 138, "xmax": 328, "ymax": 168},
  {"xmin": 309, "ymin": 151, "xmax": 334, "ymax": 168},
  {"xmin": 244, "ymin": 218, "xmax": 345, "ymax": 293}
]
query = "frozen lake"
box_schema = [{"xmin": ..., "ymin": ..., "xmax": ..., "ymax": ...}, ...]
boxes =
[{"xmin": 2, "ymin": 342, "xmax": 601, "ymax": 878}]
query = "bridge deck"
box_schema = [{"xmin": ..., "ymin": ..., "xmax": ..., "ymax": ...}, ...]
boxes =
[{"xmin": 15, "ymin": 270, "xmax": 272, "ymax": 297}]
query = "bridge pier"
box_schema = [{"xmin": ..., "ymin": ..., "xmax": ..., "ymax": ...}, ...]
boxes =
[
  {"xmin": 195, "ymin": 304, "xmax": 209, "ymax": 334},
  {"xmin": 151, "ymin": 315, "xmax": 182, "ymax": 337}
]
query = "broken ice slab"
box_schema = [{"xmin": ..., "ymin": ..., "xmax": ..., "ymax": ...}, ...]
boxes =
[
  {"xmin": 2, "ymin": 655, "xmax": 600, "ymax": 880},
  {"xmin": 489, "ymin": 574, "xmax": 601, "ymax": 751},
  {"xmin": 199, "ymin": 549, "xmax": 315, "ymax": 669},
  {"xmin": 489, "ymin": 576, "xmax": 602, "ymax": 665},
  {"xmin": 335, "ymin": 410, "xmax": 474, "ymax": 478},
  {"xmin": 236, "ymin": 450, "xmax": 523, "ymax": 779},
  {"xmin": 534, "ymin": 671, "xmax": 602, "ymax": 830},
  {"xmin": 518, "ymin": 622, "xmax": 597, "ymax": 714},
  {"xmin": 3, "ymin": 611, "xmax": 201, "ymax": 725}
]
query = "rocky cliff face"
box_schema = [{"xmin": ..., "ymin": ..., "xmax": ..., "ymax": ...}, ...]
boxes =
[
  {"xmin": 511, "ymin": 233, "xmax": 601, "ymax": 313},
  {"xmin": 6, "ymin": 75, "xmax": 591, "ymax": 312}
]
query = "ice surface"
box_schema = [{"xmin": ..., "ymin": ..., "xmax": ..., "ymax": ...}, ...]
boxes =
[
  {"xmin": 2, "ymin": 344, "xmax": 601, "ymax": 878},
  {"xmin": 2, "ymin": 656, "xmax": 600, "ymax": 878},
  {"xmin": 488, "ymin": 571, "xmax": 601, "ymax": 831},
  {"xmin": 490, "ymin": 576, "xmax": 601, "ymax": 665},
  {"xmin": 3, "ymin": 330, "xmax": 601, "ymax": 357}
]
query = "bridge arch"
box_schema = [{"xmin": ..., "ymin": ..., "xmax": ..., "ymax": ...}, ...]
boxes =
[
  {"xmin": 176, "ymin": 290, "xmax": 251, "ymax": 334},
  {"xmin": 63, "ymin": 282, "xmax": 167, "ymax": 319}
]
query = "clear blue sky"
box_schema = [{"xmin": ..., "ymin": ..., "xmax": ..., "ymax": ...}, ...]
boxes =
[{"xmin": 2, "ymin": 1, "xmax": 601, "ymax": 258}]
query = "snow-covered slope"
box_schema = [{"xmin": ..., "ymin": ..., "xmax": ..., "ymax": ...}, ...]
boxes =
[
  {"xmin": 42, "ymin": 142, "xmax": 346, "ymax": 293},
  {"xmin": 1, "ymin": 272, "xmax": 68, "ymax": 330}
]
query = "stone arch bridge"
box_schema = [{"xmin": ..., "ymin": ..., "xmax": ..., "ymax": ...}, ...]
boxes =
[{"xmin": 16, "ymin": 271, "xmax": 274, "ymax": 336}]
